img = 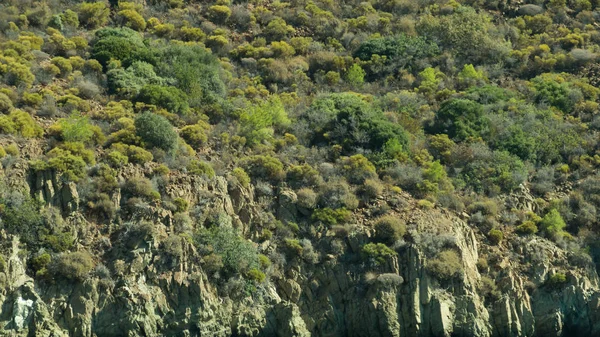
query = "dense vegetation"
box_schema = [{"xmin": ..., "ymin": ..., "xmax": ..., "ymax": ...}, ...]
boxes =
[{"xmin": 0, "ymin": 0, "xmax": 600, "ymax": 286}]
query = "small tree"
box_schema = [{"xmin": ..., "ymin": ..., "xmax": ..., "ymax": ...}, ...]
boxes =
[
  {"xmin": 345, "ymin": 64, "xmax": 365, "ymax": 86},
  {"xmin": 540, "ymin": 209, "xmax": 567, "ymax": 238},
  {"xmin": 135, "ymin": 112, "xmax": 178, "ymax": 152}
]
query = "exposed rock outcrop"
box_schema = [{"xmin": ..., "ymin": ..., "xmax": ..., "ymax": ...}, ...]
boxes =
[{"xmin": 0, "ymin": 171, "xmax": 599, "ymax": 337}]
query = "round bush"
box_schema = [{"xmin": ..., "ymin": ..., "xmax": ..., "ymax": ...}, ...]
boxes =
[
  {"xmin": 374, "ymin": 215, "xmax": 406, "ymax": 245},
  {"xmin": 134, "ymin": 112, "xmax": 178, "ymax": 152}
]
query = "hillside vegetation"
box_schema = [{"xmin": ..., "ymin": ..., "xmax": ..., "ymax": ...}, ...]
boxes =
[{"xmin": 1, "ymin": 0, "xmax": 600, "ymax": 336}]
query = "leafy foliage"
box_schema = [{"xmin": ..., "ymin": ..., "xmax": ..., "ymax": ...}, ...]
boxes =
[{"xmin": 134, "ymin": 112, "xmax": 178, "ymax": 152}]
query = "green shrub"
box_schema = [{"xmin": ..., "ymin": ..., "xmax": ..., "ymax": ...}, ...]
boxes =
[
  {"xmin": 354, "ymin": 34, "xmax": 439, "ymax": 79},
  {"xmin": 107, "ymin": 150, "xmax": 129, "ymax": 167},
  {"xmin": 5, "ymin": 144, "xmax": 19, "ymax": 156},
  {"xmin": 122, "ymin": 177, "xmax": 160, "ymax": 200},
  {"xmin": 286, "ymin": 164, "xmax": 322, "ymax": 189},
  {"xmin": 0, "ymin": 146, "xmax": 6, "ymax": 159},
  {"xmin": 0, "ymin": 110, "xmax": 43, "ymax": 138},
  {"xmin": 77, "ymin": 2, "xmax": 110, "ymax": 28},
  {"xmin": 296, "ymin": 188, "xmax": 318, "ymax": 209},
  {"xmin": 117, "ymin": 9, "xmax": 146, "ymax": 31},
  {"xmin": 417, "ymin": 199, "xmax": 435, "ymax": 209},
  {"xmin": 429, "ymin": 98, "xmax": 488, "ymax": 141},
  {"xmin": 345, "ymin": 64, "xmax": 366, "ymax": 86},
  {"xmin": 50, "ymin": 251, "xmax": 95, "ymax": 281},
  {"xmin": 284, "ymin": 238, "xmax": 304, "ymax": 256},
  {"xmin": 208, "ymin": 5, "xmax": 231, "ymax": 23},
  {"xmin": 57, "ymin": 114, "xmax": 103, "ymax": 144},
  {"xmin": 137, "ymin": 85, "xmax": 190, "ymax": 115},
  {"xmin": 312, "ymin": 208, "xmax": 352, "ymax": 227},
  {"xmin": 361, "ymin": 243, "xmax": 397, "ymax": 266},
  {"xmin": 540, "ymin": 209, "xmax": 567, "ymax": 238},
  {"xmin": 516, "ymin": 221, "xmax": 538, "ymax": 235},
  {"xmin": 231, "ymin": 167, "xmax": 251, "ymax": 188},
  {"xmin": 180, "ymin": 121, "xmax": 209, "ymax": 148},
  {"xmin": 135, "ymin": 112, "xmax": 178, "ymax": 153},
  {"xmin": 173, "ymin": 198, "xmax": 189, "ymax": 213},
  {"xmin": 187, "ymin": 160, "xmax": 215, "ymax": 178},
  {"xmin": 154, "ymin": 164, "xmax": 170, "ymax": 176},
  {"xmin": 51, "ymin": 57, "xmax": 72, "ymax": 77},
  {"xmin": 155, "ymin": 44, "xmax": 225, "ymax": 106},
  {"xmin": 110, "ymin": 143, "xmax": 153, "ymax": 164},
  {"xmin": 0, "ymin": 92, "xmax": 14, "ymax": 113},
  {"xmin": 246, "ymin": 268, "xmax": 266, "ymax": 283},
  {"xmin": 374, "ymin": 215, "xmax": 406, "ymax": 245},
  {"xmin": 546, "ymin": 272, "xmax": 567, "ymax": 287},
  {"xmin": 195, "ymin": 226, "xmax": 259, "ymax": 276},
  {"xmin": 487, "ymin": 229, "xmax": 503, "ymax": 245},
  {"xmin": 21, "ymin": 92, "xmax": 43, "ymax": 108},
  {"xmin": 45, "ymin": 143, "xmax": 94, "ymax": 182},
  {"xmin": 416, "ymin": 6, "xmax": 509, "ymax": 64},
  {"xmin": 258, "ymin": 254, "xmax": 271, "ymax": 269},
  {"xmin": 2, "ymin": 61, "xmax": 35, "ymax": 88},
  {"xmin": 61, "ymin": 9, "xmax": 79, "ymax": 27},
  {"xmin": 239, "ymin": 96, "xmax": 290, "ymax": 146},
  {"xmin": 91, "ymin": 27, "xmax": 147, "ymax": 67},
  {"xmin": 243, "ymin": 155, "xmax": 284, "ymax": 182},
  {"xmin": 264, "ymin": 18, "xmax": 295, "ymax": 40},
  {"xmin": 303, "ymin": 93, "xmax": 408, "ymax": 154},
  {"xmin": 31, "ymin": 253, "xmax": 51, "ymax": 279},
  {"xmin": 0, "ymin": 194, "xmax": 43, "ymax": 246},
  {"xmin": 178, "ymin": 26, "xmax": 205, "ymax": 41},
  {"xmin": 427, "ymin": 250, "xmax": 463, "ymax": 280},
  {"xmin": 340, "ymin": 154, "xmax": 377, "ymax": 184},
  {"xmin": 107, "ymin": 62, "xmax": 165, "ymax": 97},
  {"xmin": 43, "ymin": 232, "xmax": 75, "ymax": 253}
]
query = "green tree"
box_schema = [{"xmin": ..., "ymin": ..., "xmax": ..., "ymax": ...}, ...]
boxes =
[
  {"xmin": 156, "ymin": 44, "xmax": 225, "ymax": 106},
  {"xmin": 345, "ymin": 64, "xmax": 365, "ymax": 86},
  {"xmin": 303, "ymin": 93, "xmax": 409, "ymax": 154},
  {"xmin": 429, "ymin": 99, "xmax": 488, "ymax": 141},
  {"xmin": 239, "ymin": 96, "xmax": 290, "ymax": 146},
  {"xmin": 134, "ymin": 112, "xmax": 178, "ymax": 152},
  {"xmin": 416, "ymin": 6, "xmax": 510, "ymax": 64},
  {"xmin": 540, "ymin": 209, "xmax": 567, "ymax": 237},
  {"xmin": 354, "ymin": 34, "xmax": 439, "ymax": 79}
]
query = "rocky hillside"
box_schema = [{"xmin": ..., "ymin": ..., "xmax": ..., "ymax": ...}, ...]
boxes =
[
  {"xmin": 0, "ymin": 137, "xmax": 599, "ymax": 336},
  {"xmin": 1, "ymin": 0, "xmax": 600, "ymax": 336}
]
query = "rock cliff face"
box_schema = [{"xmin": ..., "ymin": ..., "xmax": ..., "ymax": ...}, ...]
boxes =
[{"xmin": 0, "ymin": 166, "xmax": 600, "ymax": 337}]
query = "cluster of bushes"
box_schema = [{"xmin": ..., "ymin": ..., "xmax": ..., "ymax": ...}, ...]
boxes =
[{"xmin": 2, "ymin": 0, "xmax": 600, "ymax": 292}]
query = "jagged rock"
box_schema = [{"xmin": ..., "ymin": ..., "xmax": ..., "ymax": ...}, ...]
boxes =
[
  {"xmin": 4, "ymin": 168, "xmax": 600, "ymax": 337},
  {"xmin": 270, "ymin": 302, "xmax": 311, "ymax": 337},
  {"xmin": 31, "ymin": 170, "xmax": 79, "ymax": 214},
  {"xmin": 278, "ymin": 188, "xmax": 298, "ymax": 223}
]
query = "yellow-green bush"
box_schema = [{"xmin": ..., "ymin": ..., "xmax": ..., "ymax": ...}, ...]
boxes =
[
  {"xmin": 0, "ymin": 92, "xmax": 13, "ymax": 113},
  {"xmin": 187, "ymin": 160, "xmax": 215, "ymax": 178},
  {"xmin": 109, "ymin": 143, "xmax": 153, "ymax": 165},
  {"xmin": 77, "ymin": 2, "xmax": 110, "ymax": 28},
  {"xmin": 118, "ymin": 9, "xmax": 147, "ymax": 31},
  {"xmin": 208, "ymin": 5, "xmax": 232, "ymax": 24},
  {"xmin": 231, "ymin": 167, "xmax": 251, "ymax": 188},
  {"xmin": 51, "ymin": 57, "xmax": 72, "ymax": 76},
  {"xmin": 0, "ymin": 110, "xmax": 43, "ymax": 137},
  {"xmin": 180, "ymin": 121, "xmax": 209, "ymax": 148}
]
